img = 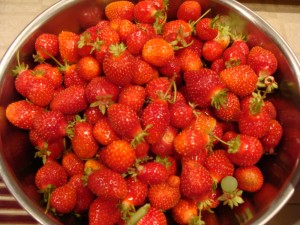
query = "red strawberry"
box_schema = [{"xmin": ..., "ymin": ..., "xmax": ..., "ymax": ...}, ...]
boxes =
[
  {"xmin": 169, "ymin": 100, "xmax": 195, "ymax": 129},
  {"xmin": 13, "ymin": 67, "xmax": 34, "ymax": 98},
  {"xmin": 195, "ymin": 17, "xmax": 219, "ymax": 41},
  {"xmin": 103, "ymin": 43, "xmax": 135, "ymax": 86},
  {"xmin": 260, "ymin": 119, "xmax": 283, "ymax": 154},
  {"xmin": 184, "ymin": 68, "xmax": 227, "ymax": 109},
  {"xmin": 5, "ymin": 100, "xmax": 44, "ymax": 130},
  {"xmin": 50, "ymin": 85, "xmax": 88, "ymax": 115},
  {"xmin": 93, "ymin": 117, "xmax": 120, "ymax": 146},
  {"xmin": 58, "ymin": 31, "xmax": 80, "ymax": 63},
  {"xmin": 84, "ymin": 106, "xmax": 105, "ymax": 125},
  {"xmin": 131, "ymin": 56, "xmax": 159, "ymax": 85},
  {"xmin": 33, "ymin": 63, "xmax": 63, "ymax": 89},
  {"xmin": 158, "ymin": 56, "xmax": 181, "ymax": 78},
  {"xmin": 49, "ymin": 184, "xmax": 77, "ymax": 214},
  {"xmin": 100, "ymin": 140, "xmax": 136, "ymax": 173},
  {"xmin": 105, "ymin": 0, "xmax": 135, "ymax": 21},
  {"xmin": 180, "ymin": 159, "xmax": 213, "ymax": 199},
  {"xmin": 151, "ymin": 126, "xmax": 178, "ymax": 156},
  {"xmin": 247, "ymin": 46, "xmax": 278, "ymax": 76},
  {"xmin": 172, "ymin": 199, "xmax": 199, "ymax": 225},
  {"xmin": 176, "ymin": 48, "xmax": 203, "ymax": 72},
  {"xmin": 34, "ymin": 138, "xmax": 65, "ymax": 163},
  {"xmin": 220, "ymin": 64, "xmax": 258, "ymax": 97},
  {"xmin": 87, "ymin": 167, "xmax": 128, "ymax": 201},
  {"xmin": 133, "ymin": 0, "xmax": 165, "ymax": 24},
  {"xmin": 196, "ymin": 188, "xmax": 221, "ymax": 212},
  {"xmin": 33, "ymin": 33, "xmax": 59, "ymax": 62},
  {"xmin": 68, "ymin": 174, "xmax": 95, "ymax": 213},
  {"xmin": 118, "ymin": 85, "xmax": 146, "ymax": 112},
  {"xmin": 97, "ymin": 25, "xmax": 120, "ymax": 46},
  {"xmin": 89, "ymin": 197, "xmax": 121, "ymax": 225},
  {"xmin": 211, "ymin": 57, "xmax": 226, "ymax": 74},
  {"xmin": 231, "ymin": 39, "xmax": 249, "ymax": 56},
  {"xmin": 76, "ymin": 56, "xmax": 101, "ymax": 81},
  {"xmin": 63, "ymin": 64, "xmax": 88, "ymax": 88},
  {"xmin": 222, "ymin": 45, "xmax": 247, "ymax": 68},
  {"xmin": 107, "ymin": 103, "xmax": 147, "ymax": 146},
  {"xmin": 136, "ymin": 161, "xmax": 169, "ymax": 185},
  {"xmin": 145, "ymin": 77, "xmax": 171, "ymax": 101},
  {"xmin": 62, "ymin": 151, "xmax": 85, "ymax": 177},
  {"xmin": 133, "ymin": 204, "xmax": 167, "ymax": 225},
  {"xmin": 234, "ymin": 165, "xmax": 264, "ymax": 192},
  {"xmin": 225, "ymin": 134, "xmax": 263, "ymax": 166},
  {"xmin": 202, "ymin": 39, "xmax": 224, "ymax": 62},
  {"xmin": 126, "ymin": 29, "xmax": 151, "ymax": 55},
  {"xmin": 176, "ymin": 0, "xmax": 202, "ymax": 22}
]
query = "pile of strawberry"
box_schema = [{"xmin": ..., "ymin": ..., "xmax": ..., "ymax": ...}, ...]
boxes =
[{"xmin": 5, "ymin": 0, "xmax": 283, "ymax": 224}]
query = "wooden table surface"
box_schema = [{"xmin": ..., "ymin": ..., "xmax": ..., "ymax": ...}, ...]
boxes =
[{"xmin": 0, "ymin": 0, "xmax": 300, "ymax": 225}]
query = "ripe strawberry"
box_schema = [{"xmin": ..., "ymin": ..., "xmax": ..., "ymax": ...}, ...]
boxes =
[
  {"xmin": 196, "ymin": 188, "xmax": 222, "ymax": 212},
  {"xmin": 84, "ymin": 159, "xmax": 106, "ymax": 175},
  {"xmin": 260, "ymin": 119, "xmax": 283, "ymax": 154},
  {"xmin": 133, "ymin": 0, "xmax": 164, "ymax": 24},
  {"xmin": 145, "ymin": 77, "xmax": 171, "ymax": 101},
  {"xmin": 58, "ymin": 31, "xmax": 80, "ymax": 63},
  {"xmin": 180, "ymin": 159, "xmax": 213, "ymax": 199},
  {"xmin": 222, "ymin": 45, "xmax": 247, "ymax": 68},
  {"xmin": 211, "ymin": 57, "xmax": 226, "ymax": 74},
  {"xmin": 225, "ymin": 134, "xmax": 263, "ymax": 166},
  {"xmin": 49, "ymin": 184, "xmax": 77, "ymax": 214},
  {"xmin": 70, "ymin": 120, "xmax": 99, "ymax": 159},
  {"xmin": 68, "ymin": 174, "xmax": 95, "ymax": 213},
  {"xmin": 169, "ymin": 99, "xmax": 195, "ymax": 129},
  {"xmin": 62, "ymin": 151, "xmax": 85, "ymax": 177},
  {"xmin": 142, "ymin": 38, "xmax": 174, "ymax": 67},
  {"xmin": 33, "ymin": 33, "xmax": 59, "ymax": 62},
  {"xmin": 204, "ymin": 149, "xmax": 235, "ymax": 185},
  {"xmin": 62, "ymin": 64, "xmax": 88, "ymax": 88},
  {"xmin": 151, "ymin": 126, "xmax": 178, "ymax": 156},
  {"xmin": 34, "ymin": 138, "xmax": 65, "ymax": 163},
  {"xmin": 50, "ymin": 85, "xmax": 88, "ymax": 115},
  {"xmin": 87, "ymin": 167, "xmax": 128, "ymax": 201},
  {"xmin": 135, "ymin": 141, "xmax": 150, "ymax": 159},
  {"xmin": 231, "ymin": 39, "xmax": 249, "ymax": 56},
  {"xmin": 118, "ymin": 85, "xmax": 146, "ymax": 112},
  {"xmin": 195, "ymin": 17, "xmax": 219, "ymax": 41},
  {"xmin": 89, "ymin": 197, "xmax": 121, "ymax": 225},
  {"xmin": 96, "ymin": 25, "xmax": 120, "ymax": 46},
  {"xmin": 202, "ymin": 39, "xmax": 224, "ymax": 62},
  {"xmin": 176, "ymin": 0, "xmax": 202, "ymax": 22},
  {"xmin": 264, "ymin": 100, "xmax": 277, "ymax": 119},
  {"xmin": 188, "ymin": 111, "xmax": 217, "ymax": 135},
  {"xmin": 14, "ymin": 68, "xmax": 34, "ymax": 98},
  {"xmin": 85, "ymin": 76, "xmax": 119, "ymax": 114},
  {"xmin": 141, "ymin": 100, "xmax": 170, "ymax": 144},
  {"xmin": 126, "ymin": 28, "xmax": 151, "ymax": 55},
  {"xmin": 148, "ymin": 175, "xmax": 181, "ymax": 210},
  {"xmin": 5, "ymin": 100, "xmax": 44, "ymax": 130},
  {"xmin": 35, "ymin": 160, "xmax": 68, "ymax": 191},
  {"xmin": 93, "ymin": 117, "xmax": 120, "ymax": 146},
  {"xmin": 100, "ymin": 140, "xmax": 136, "ymax": 173},
  {"xmin": 105, "ymin": 0, "xmax": 135, "ymax": 21},
  {"xmin": 32, "ymin": 110, "xmax": 68, "ymax": 142},
  {"xmin": 219, "ymin": 64, "xmax": 258, "ymax": 97},
  {"xmin": 134, "ymin": 204, "xmax": 167, "ymax": 225},
  {"xmin": 247, "ymin": 46, "xmax": 278, "ymax": 76},
  {"xmin": 84, "ymin": 106, "xmax": 105, "ymax": 125},
  {"xmin": 158, "ymin": 56, "xmax": 181, "ymax": 78},
  {"xmin": 33, "ymin": 63, "xmax": 63, "ymax": 89},
  {"xmin": 103, "ymin": 43, "xmax": 135, "ymax": 86},
  {"xmin": 172, "ymin": 199, "xmax": 199, "ymax": 225},
  {"xmin": 234, "ymin": 165, "xmax": 264, "ymax": 192},
  {"xmin": 107, "ymin": 103, "xmax": 147, "ymax": 146},
  {"xmin": 184, "ymin": 68, "xmax": 227, "ymax": 109},
  {"xmin": 136, "ymin": 161, "xmax": 169, "ymax": 185},
  {"xmin": 76, "ymin": 56, "xmax": 101, "ymax": 81},
  {"xmin": 176, "ymin": 48, "xmax": 203, "ymax": 72},
  {"xmin": 131, "ymin": 56, "xmax": 159, "ymax": 85}
]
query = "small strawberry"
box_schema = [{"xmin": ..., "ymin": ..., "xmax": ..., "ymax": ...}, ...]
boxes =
[
  {"xmin": 126, "ymin": 28, "xmax": 151, "ymax": 55},
  {"xmin": 33, "ymin": 63, "xmax": 63, "ymax": 89},
  {"xmin": 158, "ymin": 56, "xmax": 181, "ymax": 78},
  {"xmin": 13, "ymin": 67, "xmax": 33, "ymax": 98},
  {"xmin": 195, "ymin": 16, "xmax": 219, "ymax": 41},
  {"xmin": 202, "ymin": 39, "xmax": 224, "ymax": 62},
  {"xmin": 136, "ymin": 161, "xmax": 169, "ymax": 185},
  {"xmin": 89, "ymin": 197, "xmax": 121, "ymax": 225},
  {"xmin": 176, "ymin": 0, "xmax": 202, "ymax": 22},
  {"xmin": 5, "ymin": 100, "xmax": 44, "ymax": 130},
  {"xmin": 87, "ymin": 167, "xmax": 128, "ymax": 201},
  {"xmin": 50, "ymin": 85, "xmax": 88, "ymax": 115},
  {"xmin": 234, "ymin": 165, "xmax": 264, "ymax": 192},
  {"xmin": 76, "ymin": 56, "xmax": 101, "ymax": 81},
  {"xmin": 33, "ymin": 33, "xmax": 59, "ymax": 63},
  {"xmin": 260, "ymin": 119, "xmax": 283, "ymax": 154},
  {"xmin": 105, "ymin": 0, "xmax": 135, "ymax": 21},
  {"xmin": 222, "ymin": 45, "xmax": 247, "ymax": 68},
  {"xmin": 84, "ymin": 106, "xmax": 105, "ymax": 125},
  {"xmin": 211, "ymin": 57, "xmax": 226, "ymax": 74},
  {"xmin": 118, "ymin": 85, "xmax": 146, "ymax": 112},
  {"xmin": 103, "ymin": 43, "xmax": 135, "ymax": 86},
  {"xmin": 231, "ymin": 39, "xmax": 249, "ymax": 57},
  {"xmin": 63, "ymin": 64, "xmax": 88, "ymax": 88},
  {"xmin": 169, "ymin": 100, "xmax": 195, "ymax": 129},
  {"xmin": 172, "ymin": 199, "xmax": 199, "ymax": 225},
  {"xmin": 34, "ymin": 138, "xmax": 65, "ymax": 163},
  {"xmin": 131, "ymin": 204, "xmax": 167, "ymax": 225},
  {"xmin": 93, "ymin": 117, "xmax": 120, "ymax": 146},
  {"xmin": 176, "ymin": 48, "xmax": 203, "ymax": 72},
  {"xmin": 220, "ymin": 64, "xmax": 258, "ymax": 97},
  {"xmin": 58, "ymin": 31, "xmax": 80, "ymax": 63},
  {"xmin": 100, "ymin": 139, "xmax": 136, "ymax": 173},
  {"xmin": 151, "ymin": 126, "xmax": 178, "ymax": 156},
  {"xmin": 49, "ymin": 184, "xmax": 77, "ymax": 214},
  {"xmin": 133, "ymin": 0, "xmax": 165, "ymax": 24},
  {"xmin": 62, "ymin": 151, "xmax": 85, "ymax": 177}
]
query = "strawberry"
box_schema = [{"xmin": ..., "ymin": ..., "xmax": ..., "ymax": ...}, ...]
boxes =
[
  {"xmin": 211, "ymin": 57, "xmax": 226, "ymax": 74},
  {"xmin": 63, "ymin": 64, "xmax": 88, "ymax": 88},
  {"xmin": 96, "ymin": 25, "xmax": 120, "ymax": 46},
  {"xmin": 87, "ymin": 167, "xmax": 128, "ymax": 201},
  {"xmin": 34, "ymin": 138, "xmax": 65, "ymax": 163},
  {"xmin": 126, "ymin": 28, "xmax": 151, "ymax": 55},
  {"xmin": 114, "ymin": 19, "xmax": 136, "ymax": 42},
  {"xmin": 70, "ymin": 119, "xmax": 99, "ymax": 159},
  {"xmin": 234, "ymin": 165, "xmax": 264, "ymax": 192},
  {"xmin": 151, "ymin": 126, "xmax": 178, "ymax": 156},
  {"xmin": 103, "ymin": 43, "xmax": 135, "ymax": 86},
  {"xmin": 145, "ymin": 77, "xmax": 171, "ymax": 101},
  {"xmin": 100, "ymin": 140, "xmax": 136, "ymax": 173},
  {"xmin": 132, "ymin": 204, "xmax": 167, "ymax": 225},
  {"xmin": 184, "ymin": 68, "xmax": 227, "ymax": 109},
  {"xmin": 131, "ymin": 56, "xmax": 159, "ymax": 85},
  {"xmin": 50, "ymin": 85, "xmax": 88, "ymax": 115},
  {"xmin": 231, "ymin": 39, "xmax": 249, "ymax": 56},
  {"xmin": 76, "ymin": 56, "xmax": 101, "ymax": 81},
  {"xmin": 225, "ymin": 134, "xmax": 263, "ymax": 166},
  {"xmin": 84, "ymin": 159, "xmax": 106, "ymax": 175},
  {"xmin": 49, "ymin": 184, "xmax": 77, "ymax": 214},
  {"xmin": 204, "ymin": 149, "xmax": 235, "ymax": 185},
  {"xmin": 134, "ymin": 141, "xmax": 150, "ymax": 159},
  {"xmin": 33, "ymin": 63, "xmax": 63, "ymax": 89},
  {"xmin": 264, "ymin": 100, "xmax": 277, "ymax": 119},
  {"xmin": 89, "ymin": 197, "xmax": 121, "ymax": 225},
  {"xmin": 219, "ymin": 64, "xmax": 258, "ymax": 97},
  {"xmin": 62, "ymin": 151, "xmax": 85, "ymax": 177},
  {"xmin": 107, "ymin": 103, "xmax": 147, "ymax": 146},
  {"xmin": 93, "ymin": 117, "xmax": 120, "ymax": 146},
  {"xmin": 85, "ymin": 76, "xmax": 119, "ymax": 114},
  {"xmin": 68, "ymin": 174, "xmax": 95, "ymax": 213},
  {"xmin": 141, "ymin": 100, "xmax": 170, "ymax": 144},
  {"xmin": 180, "ymin": 159, "xmax": 213, "ymax": 199},
  {"xmin": 84, "ymin": 106, "xmax": 105, "ymax": 125},
  {"xmin": 78, "ymin": 5, "xmax": 102, "ymax": 29},
  {"xmin": 58, "ymin": 31, "xmax": 80, "ymax": 63},
  {"xmin": 5, "ymin": 100, "xmax": 44, "ymax": 130},
  {"xmin": 136, "ymin": 161, "xmax": 169, "ymax": 185},
  {"xmin": 118, "ymin": 85, "xmax": 146, "ymax": 112},
  {"xmin": 169, "ymin": 99, "xmax": 195, "ymax": 129},
  {"xmin": 142, "ymin": 38, "xmax": 174, "ymax": 67},
  {"xmin": 13, "ymin": 66, "xmax": 33, "ymax": 98},
  {"xmin": 176, "ymin": 48, "xmax": 203, "ymax": 72},
  {"xmin": 133, "ymin": 0, "xmax": 165, "ymax": 24},
  {"xmin": 172, "ymin": 199, "xmax": 199, "ymax": 225},
  {"xmin": 222, "ymin": 45, "xmax": 247, "ymax": 68},
  {"xmin": 176, "ymin": 0, "xmax": 202, "ymax": 22},
  {"xmin": 195, "ymin": 17, "xmax": 219, "ymax": 41},
  {"xmin": 105, "ymin": 1, "xmax": 135, "ymax": 21},
  {"xmin": 202, "ymin": 39, "xmax": 224, "ymax": 62},
  {"xmin": 196, "ymin": 188, "xmax": 221, "ymax": 212},
  {"xmin": 33, "ymin": 33, "xmax": 59, "ymax": 63},
  {"xmin": 32, "ymin": 110, "xmax": 68, "ymax": 142},
  {"xmin": 260, "ymin": 119, "xmax": 283, "ymax": 154},
  {"xmin": 148, "ymin": 175, "xmax": 181, "ymax": 210},
  {"xmin": 158, "ymin": 56, "xmax": 181, "ymax": 78},
  {"xmin": 247, "ymin": 46, "xmax": 278, "ymax": 77}
]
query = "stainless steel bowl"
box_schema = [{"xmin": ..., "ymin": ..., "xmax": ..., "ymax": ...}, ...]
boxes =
[{"xmin": 0, "ymin": 0, "xmax": 300, "ymax": 224}]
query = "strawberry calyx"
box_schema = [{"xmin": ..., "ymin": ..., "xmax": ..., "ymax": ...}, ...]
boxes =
[
  {"xmin": 90, "ymin": 95, "xmax": 115, "ymax": 115},
  {"xmin": 78, "ymin": 33, "xmax": 105, "ymax": 54},
  {"xmin": 66, "ymin": 115, "xmax": 85, "ymax": 139},
  {"xmin": 189, "ymin": 8, "xmax": 212, "ymax": 34},
  {"xmin": 125, "ymin": 203, "xmax": 151, "ymax": 225},
  {"xmin": 38, "ymin": 184, "xmax": 55, "ymax": 214},
  {"xmin": 35, "ymin": 142, "xmax": 51, "ymax": 164},
  {"xmin": 12, "ymin": 51, "xmax": 29, "ymax": 77},
  {"xmin": 130, "ymin": 125, "xmax": 150, "ymax": 149},
  {"xmin": 120, "ymin": 200, "xmax": 137, "ymax": 222},
  {"xmin": 211, "ymin": 88, "xmax": 228, "ymax": 110},
  {"xmin": 109, "ymin": 42, "xmax": 127, "ymax": 57}
]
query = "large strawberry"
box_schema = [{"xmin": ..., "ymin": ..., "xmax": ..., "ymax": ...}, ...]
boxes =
[{"xmin": 103, "ymin": 43, "xmax": 135, "ymax": 86}]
